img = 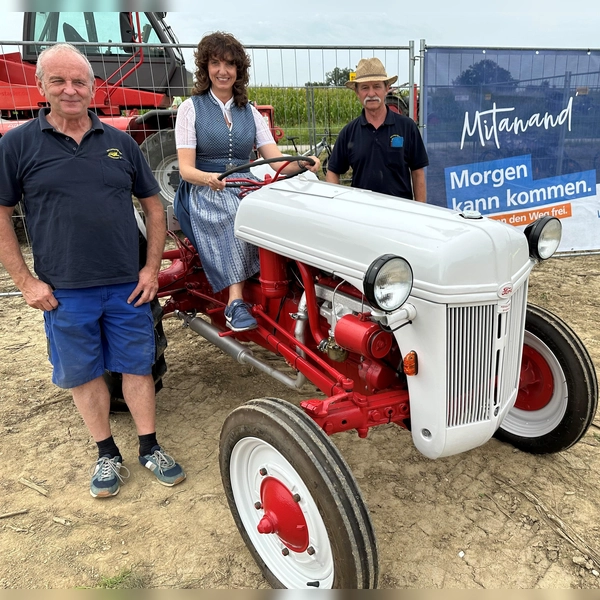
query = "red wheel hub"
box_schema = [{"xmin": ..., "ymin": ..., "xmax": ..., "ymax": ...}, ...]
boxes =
[
  {"xmin": 256, "ymin": 476, "xmax": 309, "ymax": 552},
  {"xmin": 515, "ymin": 344, "xmax": 554, "ymax": 411}
]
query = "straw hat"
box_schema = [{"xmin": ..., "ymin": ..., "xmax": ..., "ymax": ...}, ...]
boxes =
[{"xmin": 345, "ymin": 57, "xmax": 398, "ymax": 89}]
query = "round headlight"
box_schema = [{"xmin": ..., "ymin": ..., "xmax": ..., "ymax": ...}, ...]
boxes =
[
  {"xmin": 524, "ymin": 216, "xmax": 562, "ymax": 260},
  {"xmin": 364, "ymin": 255, "xmax": 413, "ymax": 312}
]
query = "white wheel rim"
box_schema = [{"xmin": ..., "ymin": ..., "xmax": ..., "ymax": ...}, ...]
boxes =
[
  {"xmin": 230, "ymin": 436, "xmax": 334, "ymax": 589},
  {"xmin": 502, "ymin": 331, "xmax": 568, "ymax": 437},
  {"xmin": 155, "ymin": 155, "xmax": 179, "ymax": 204}
]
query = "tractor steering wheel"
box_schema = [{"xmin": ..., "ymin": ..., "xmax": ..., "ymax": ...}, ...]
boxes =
[
  {"xmin": 217, "ymin": 155, "xmax": 315, "ymax": 180},
  {"xmin": 216, "ymin": 156, "xmax": 316, "ymax": 195}
]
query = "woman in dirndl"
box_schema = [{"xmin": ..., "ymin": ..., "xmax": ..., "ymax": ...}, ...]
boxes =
[{"xmin": 174, "ymin": 32, "xmax": 320, "ymax": 332}]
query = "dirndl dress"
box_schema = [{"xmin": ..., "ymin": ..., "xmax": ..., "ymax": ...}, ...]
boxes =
[{"xmin": 174, "ymin": 94, "xmax": 260, "ymax": 293}]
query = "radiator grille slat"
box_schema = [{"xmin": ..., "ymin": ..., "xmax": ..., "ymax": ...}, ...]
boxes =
[
  {"xmin": 498, "ymin": 284, "xmax": 528, "ymax": 407},
  {"xmin": 446, "ymin": 280, "xmax": 528, "ymax": 428}
]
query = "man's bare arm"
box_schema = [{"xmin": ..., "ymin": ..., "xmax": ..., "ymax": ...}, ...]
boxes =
[
  {"xmin": 0, "ymin": 205, "xmax": 57, "ymax": 310},
  {"xmin": 411, "ymin": 168, "xmax": 427, "ymax": 203},
  {"xmin": 325, "ymin": 170, "xmax": 341, "ymax": 184}
]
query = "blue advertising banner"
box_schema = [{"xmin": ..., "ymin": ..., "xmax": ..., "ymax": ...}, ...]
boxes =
[{"xmin": 423, "ymin": 47, "xmax": 600, "ymax": 251}]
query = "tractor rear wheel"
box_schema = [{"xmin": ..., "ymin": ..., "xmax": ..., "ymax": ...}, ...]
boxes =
[
  {"xmin": 219, "ymin": 397, "xmax": 378, "ymax": 589},
  {"xmin": 140, "ymin": 129, "xmax": 180, "ymax": 209}
]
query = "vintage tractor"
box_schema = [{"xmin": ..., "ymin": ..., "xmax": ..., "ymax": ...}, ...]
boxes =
[
  {"xmin": 0, "ymin": 11, "xmax": 283, "ymax": 209},
  {"xmin": 152, "ymin": 157, "xmax": 597, "ymax": 589}
]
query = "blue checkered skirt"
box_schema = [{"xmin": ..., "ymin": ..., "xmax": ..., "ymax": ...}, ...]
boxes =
[{"xmin": 189, "ymin": 183, "xmax": 260, "ymax": 293}]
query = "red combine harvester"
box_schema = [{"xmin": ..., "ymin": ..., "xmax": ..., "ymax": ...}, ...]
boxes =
[{"xmin": 0, "ymin": 11, "xmax": 283, "ymax": 208}]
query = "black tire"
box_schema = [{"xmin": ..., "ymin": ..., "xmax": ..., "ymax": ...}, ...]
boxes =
[
  {"xmin": 219, "ymin": 397, "xmax": 378, "ymax": 589},
  {"xmin": 494, "ymin": 303, "xmax": 598, "ymax": 453},
  {"xmin": 140, "ymin": 129, "xmax": 179, "ymax": 209}
]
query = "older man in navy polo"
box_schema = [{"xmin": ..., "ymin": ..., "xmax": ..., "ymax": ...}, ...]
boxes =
[
  {"xmin": 326, "ymin": 57, "xmax": 429, "ymax": 202},
  {"xmin": 0, "ymin": 43, "xmax": 185, "ymax": 498}
]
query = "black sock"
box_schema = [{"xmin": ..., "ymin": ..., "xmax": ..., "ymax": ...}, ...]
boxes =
[
  {"xmin": 139, "ymin": 432, "xmax": 159, "ymax": 457},
  {"xmin": 96, "ymin": 436, "xmax": 120, "ymax": 459}
]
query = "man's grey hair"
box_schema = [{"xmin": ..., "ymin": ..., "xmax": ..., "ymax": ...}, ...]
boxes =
[{"xmin": 36, "ymin": 43, "xmax": 95, "ymax": 85}]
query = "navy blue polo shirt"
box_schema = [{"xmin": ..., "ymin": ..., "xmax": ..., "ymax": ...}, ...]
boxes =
[
  {"xmin": 0, "ymin": 109, "xmax": 160, "ymax": 289},
  {"xmin": 328, "ymin": 108, "xmax": 429, "ymax": 199}
]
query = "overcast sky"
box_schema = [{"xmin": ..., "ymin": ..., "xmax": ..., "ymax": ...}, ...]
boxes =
[
  {"xmin": 3, "ymin": 1, "xmax": 599, "ymax": 47},
  {"xmin": 165, "ymin": 0, "xmax": 600, "ymax": 49},
  {"xmin": 0, "ymin": 0, "xmax": 600, "ymax": 48},
  {"xmin": 1, "ymin": 2, "xmax": 599, "ymax": 84}
]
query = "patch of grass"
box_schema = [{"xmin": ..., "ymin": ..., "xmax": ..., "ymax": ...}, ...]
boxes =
[
  {"xmin": 537, "ymin": 291, "xmax": 550, "ymax": 303},
  {"xmin": 90, "ymin": 569, "xmax": 147, "ymax": 589}
]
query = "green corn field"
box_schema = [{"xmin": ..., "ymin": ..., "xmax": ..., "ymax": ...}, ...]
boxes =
[{"xmin": 248, "ymin": 86, "xmax": 363, "ymax": 144}]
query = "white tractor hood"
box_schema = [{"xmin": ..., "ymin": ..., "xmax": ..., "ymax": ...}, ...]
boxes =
[{"xmin": 235, "ymin": 178, "xmax": 533, "ymax": 302}]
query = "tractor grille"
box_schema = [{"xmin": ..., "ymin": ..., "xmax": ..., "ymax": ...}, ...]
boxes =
[{"xmin": 446, "ymin": 281, "xmax": 528, "ymax": 428}]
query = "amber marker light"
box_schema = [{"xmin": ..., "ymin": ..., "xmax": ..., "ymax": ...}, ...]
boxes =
[{"xmin": 403, "ymin": 351, "xmax": 418, "ymax": 376}]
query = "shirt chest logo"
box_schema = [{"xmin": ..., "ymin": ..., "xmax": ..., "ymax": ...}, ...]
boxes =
[
  {"xmin": 107, "ymin": 148, "xmax": 123, "ymax": 160},
  {"xmin": 390, "ymin": 135, "xmax": 404, "ymax": 148}
]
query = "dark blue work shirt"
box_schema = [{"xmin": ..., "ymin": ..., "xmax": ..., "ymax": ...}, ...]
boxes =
[
  {"xmin": 0, "ymin": 109, "xmax": 160, "ymax": 289},
  {"xmin": 328, "ymin": 108, "xmax": 429, "ymax": 199}
]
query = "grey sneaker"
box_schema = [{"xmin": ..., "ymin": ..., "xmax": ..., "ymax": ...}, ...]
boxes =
[
  {"xmin": 139, "ymin": 446, "xmax": 186, "ymax": 487},
  {"xmin": 90, "ymin": 455, "xmax": 129, "ymax": 498}
]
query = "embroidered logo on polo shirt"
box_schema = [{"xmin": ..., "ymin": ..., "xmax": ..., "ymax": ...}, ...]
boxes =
[
  {"xmin": 390, "ymin": 135, "xmax": 404, "ymax": 148},
  {"xmin": 107, "ymin": 148, "xmax": 123, "ymax": 160}
]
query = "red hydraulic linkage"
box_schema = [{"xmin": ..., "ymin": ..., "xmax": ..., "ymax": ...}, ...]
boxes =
[{"xmin": 301, "ymin": 388, "xmax": 410, "ymax": 438}]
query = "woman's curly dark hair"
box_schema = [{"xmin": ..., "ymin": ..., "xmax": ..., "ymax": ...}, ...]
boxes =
[{"xmin": 191, "ymin": 32, "xmax": 250, "ymax": 107}]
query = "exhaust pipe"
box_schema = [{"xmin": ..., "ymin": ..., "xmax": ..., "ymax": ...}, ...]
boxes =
[{"xmin": 176, "ymin": 309, "xmax": 307, "ymax": 391}]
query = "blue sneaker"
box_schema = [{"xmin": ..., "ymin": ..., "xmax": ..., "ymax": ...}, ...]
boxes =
[
  {"xmin": 139, "ymin": 446, "xmax": 186, "ymax": 487},
  {"xmin": 224, "ymin": 299, "xmax": 257, "ymax": 332},
  {"xmin": 90, "ymin": 455, "xmax": 129, "ymax": 498}
]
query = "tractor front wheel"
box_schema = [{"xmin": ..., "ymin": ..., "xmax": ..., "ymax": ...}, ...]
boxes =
[
  {"xmin": 219, "ymin": 397, "xmax": 378, "ymax": 589},
  {"xmin": 495, "ymin": 303, "xmax": 597, "ymax": 453}
]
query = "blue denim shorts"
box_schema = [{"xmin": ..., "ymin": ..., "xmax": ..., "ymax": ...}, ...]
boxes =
[{"xmin": 43, "ymin": 282, "xmax": 155, "ymax": 389}]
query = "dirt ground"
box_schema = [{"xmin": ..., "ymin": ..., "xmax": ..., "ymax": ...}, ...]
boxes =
[{"xmin": 1, "ymin": 249, "xmax": 600, "ymax": 589}]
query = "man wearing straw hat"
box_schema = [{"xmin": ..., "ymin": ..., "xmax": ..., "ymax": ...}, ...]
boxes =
[{"xmin": 326, "ymin": 57, "xmax": 428, "ymax": 202}]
